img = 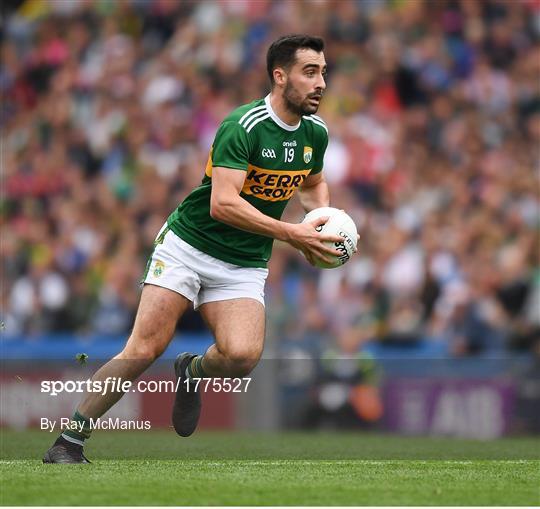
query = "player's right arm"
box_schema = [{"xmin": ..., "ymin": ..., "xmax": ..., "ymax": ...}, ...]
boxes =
[{"xmin": 210, "ymin": 166, "xmax": 342, "ymax": 265}]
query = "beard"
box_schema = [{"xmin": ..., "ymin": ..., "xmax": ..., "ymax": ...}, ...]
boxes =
[{"xmin": 283, "ymin": 80, "xmax": 322, "ymax": 116}]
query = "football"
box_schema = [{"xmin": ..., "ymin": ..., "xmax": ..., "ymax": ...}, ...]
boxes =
[{"xmin": 302, "ymin": 207, "xmax": 358, "ymax": 268}]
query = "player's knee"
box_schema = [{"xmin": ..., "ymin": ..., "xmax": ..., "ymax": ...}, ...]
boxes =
[
  {"xmin": 121, "ymin": 335, "xmax": 167, "ymax": 361},
  {"xmin": 229, "ymin": 359, "xmax": 257, "ymax": 377},
  {"xmin": 222, "ymin": 345, "xmax": 261, "ymax": 376}
]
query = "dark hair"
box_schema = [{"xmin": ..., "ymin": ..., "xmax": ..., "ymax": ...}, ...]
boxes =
[{"xmin": 266, "ymin": 34, "xmax": 325, "ymax": 86}]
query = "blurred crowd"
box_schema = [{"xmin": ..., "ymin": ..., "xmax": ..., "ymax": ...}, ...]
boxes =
[{"xmin": 2, "ymin": 0, "xmax": 539, "ymax": 356}]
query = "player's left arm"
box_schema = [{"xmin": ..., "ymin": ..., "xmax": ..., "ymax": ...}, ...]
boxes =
[{"xmin": 297, "ymin": 171, "xmax": 330, "ymax": 212}]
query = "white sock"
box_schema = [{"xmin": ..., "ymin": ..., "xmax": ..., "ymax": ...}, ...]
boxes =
[{"xmin": 61, "ymin": 433, "xmax": 84, "ymax": 446}]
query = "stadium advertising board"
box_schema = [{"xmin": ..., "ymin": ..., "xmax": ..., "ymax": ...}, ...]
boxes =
[{"xmin": 383, "ymin": 378, "xmax": 515, "ymax": 438}]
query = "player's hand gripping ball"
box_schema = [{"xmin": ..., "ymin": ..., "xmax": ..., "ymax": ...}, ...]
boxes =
[{"xmin": 302, "ymin": 207, "xmax": 358, "ymax": 269}]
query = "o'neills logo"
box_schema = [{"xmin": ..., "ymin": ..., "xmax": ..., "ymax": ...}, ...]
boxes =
[
  {"xmin": 242, "ymin": 164, "xmax": 311, "ymax": 202},
  {"xmin": 334, "ymin": 231, "xmax": 354, "ymax": 264}
]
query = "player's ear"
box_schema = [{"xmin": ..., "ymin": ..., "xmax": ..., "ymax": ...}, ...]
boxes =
[{"xmin": 273, "ymin": 67, "xmax": 287, "ymax": 87}]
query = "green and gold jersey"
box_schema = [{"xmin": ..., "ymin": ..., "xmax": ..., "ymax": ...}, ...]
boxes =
[{"xmin": 167, "ymin": 95, "xmax": 329, "ymax": 268}]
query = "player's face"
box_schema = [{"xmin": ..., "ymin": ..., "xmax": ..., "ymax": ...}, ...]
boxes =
[{"xmin": 282, "ymin": 49, "xmax": 327, "ymax": 116}]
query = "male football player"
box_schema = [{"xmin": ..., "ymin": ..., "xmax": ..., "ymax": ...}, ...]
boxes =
[{"xmin": 44, "ymin": 34, "xmax": 344, "ymax": 463}]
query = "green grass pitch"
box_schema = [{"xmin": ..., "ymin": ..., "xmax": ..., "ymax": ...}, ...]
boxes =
[{"xmin": 1, "ymin": 430, "xmax": 539, "ymax": 506}]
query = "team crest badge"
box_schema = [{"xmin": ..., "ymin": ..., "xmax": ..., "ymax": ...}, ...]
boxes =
[
  {"xmin": 153, "ymin": 260, "xmax": 165, "ymax": 277},
  {"xmin": 303, "ymin": 146, "xmax": 313, "ymax": 164}
]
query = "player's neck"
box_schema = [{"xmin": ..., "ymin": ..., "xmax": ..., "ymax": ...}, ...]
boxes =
[{"xmin": 269, "ymin": 92, "xmax": 301, "ymax": 127}]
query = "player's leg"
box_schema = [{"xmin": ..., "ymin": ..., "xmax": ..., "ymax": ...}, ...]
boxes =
[
  {"xmin": 199, "ymin": 298, "xmax": 265, "ymax": 377},
  {"xmin": 169, "ymin": 240, "xmax": 268, "ymax": 436},
  {"xmin": 77, "ymin": 284, "xmax": 192, "ymax": 419},
  {"xmin": 43, "ymin": 284, "xmax": 192, "ymax": 463},
  {"xmin": 43, "ymin": 221, "xmax": 202, "ymax": 462},
  {"xmin": 172, "ymin": 298, "xmax": 265, "ymax": 437}
]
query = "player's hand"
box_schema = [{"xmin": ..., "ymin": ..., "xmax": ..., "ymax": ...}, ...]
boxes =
[{"xmin": 285, "ymin": 216, "xmax": 344, "ymax": 265}]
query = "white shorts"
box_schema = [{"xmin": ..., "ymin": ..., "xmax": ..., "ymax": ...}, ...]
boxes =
[{"xmin": 142, "ymin": 225, "xmax": 268, "ymax": 310}]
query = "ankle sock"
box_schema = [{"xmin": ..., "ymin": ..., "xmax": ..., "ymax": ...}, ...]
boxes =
[
  {"xmin": 185, "ymin": 355, "xmax": 207, "ymax": 379},
  {"xmin": 61, "ymin": 410, "xmax": 92, "ymax": 445}
]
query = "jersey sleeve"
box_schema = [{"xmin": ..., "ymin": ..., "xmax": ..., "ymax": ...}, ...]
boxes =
[
  {"xmin": 211, "ymin": 121, "xmax": 251, "ymax": 171},
  {"xmin": 310, "ymin": 126, "xmax": 329, "ymax": 175}
]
